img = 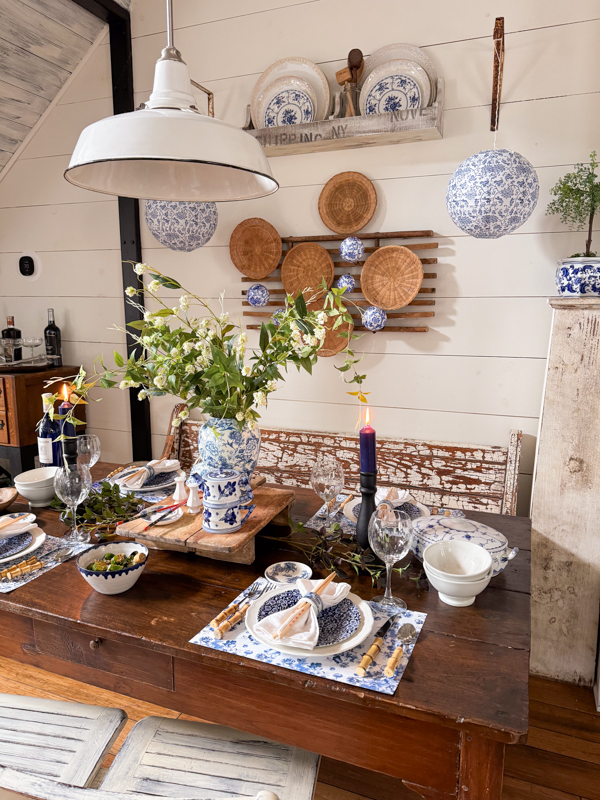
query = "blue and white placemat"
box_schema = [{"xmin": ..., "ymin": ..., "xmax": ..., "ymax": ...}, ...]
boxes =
[
  {"xmin": 190, "ymin": 578, "xmax": 426, "ymax": 695},
  {"xmin": 0, "ymin": 534, "xmax": 92, "ymax": 594}
]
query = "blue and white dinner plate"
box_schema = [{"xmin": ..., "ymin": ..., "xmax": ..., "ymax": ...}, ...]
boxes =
[
  {"xmin": 265, "ymin": 561, "xmax": 312, "ymax": 584},
  {"xmin": 360, "ymin": 59, "xmax": 431, "ymax": 115},
  {"xmin": 109, "ymin": 467, "xmax": 184, "ymax": 495},
  {"xmin": 257, "ymin": 75, "xmax": 317, "ymax": 129},
  {"xmin": 251, "ymin": 57, "xmax": 330, "ymax": 128},
  {"xmin": 0, "ymin": 512, "xmax": 36, "ymax": 541},
  {"xmin": 0, "ymin": 532, "xmax": 34, "ymax": 561}
]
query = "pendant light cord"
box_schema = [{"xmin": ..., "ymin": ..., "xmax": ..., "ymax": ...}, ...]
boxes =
[{"xmin": 166, "ymin": 0, "xmax": 174, "ymax": 48}]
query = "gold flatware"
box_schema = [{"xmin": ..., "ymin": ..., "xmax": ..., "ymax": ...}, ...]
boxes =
[
  {"xmin": 355, "ymin": 614, "xmax": 401, "ymax": 677},
  {"xmin": 213, "ymin": 582, "xmax": 268, "ymax": 639},
  {"xmin": 384, "ymin": 623, "xmax": 417, "ymax": 677}
]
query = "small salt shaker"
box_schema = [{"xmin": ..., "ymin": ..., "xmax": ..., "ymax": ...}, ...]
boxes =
[
  {"xmin": 173, "ymin": 474, "xmax": 188, "ymax": 504},
  {"xmin": 186, "ymin": 480, "xmax": 202, "ymax": 515}
]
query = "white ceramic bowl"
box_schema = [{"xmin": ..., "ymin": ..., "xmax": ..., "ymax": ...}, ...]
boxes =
[
  {"xmin": 14, "ymin": 467, "xmax": 59, "ymax": 507},
  {"xmin": 423, "ymin": 540, "xmax": 493, "ymax": 582},
  {"xmin": 77, "ymin": 542, "xmax": 148, "ymax": 595},
  {"xmin": 424, "ymin": 564, "xmax": 492, "ymax": 607}
]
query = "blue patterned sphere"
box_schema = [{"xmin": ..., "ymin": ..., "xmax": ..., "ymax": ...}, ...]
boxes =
[
  {"xmin": 336, "ymin": 273, "xmax": 356, "ymax": 293},
  {"xmin": 446, "ymin": 149, "xmax": 539, "ymax": 239},
  {"xmin": 271, "ymin": 310, "xmax": 285, "ymax": 327},
  {"xmin": 247, "ymin": 283, "xmax": 270, "ymax": 307},
  {"xmin": 363, "ymin": 306, "xmax": 387, "ymax": 332},
  {"xmin": 339, "ymin": 236, "xmax": 365, "ymax": 263},
  {"xmin": 144, "ymin": 200, "xmax": 218, "ymax": 251}
]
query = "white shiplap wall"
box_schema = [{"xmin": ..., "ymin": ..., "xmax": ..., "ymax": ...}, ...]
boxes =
[{"xmin": 0, "ymin": 0, "xmax": 599, "ymax": 511}]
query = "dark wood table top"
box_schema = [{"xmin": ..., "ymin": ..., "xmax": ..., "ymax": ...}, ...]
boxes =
[{"xmin": 0, "ymin": 462, "xmax": 530, "ymax": 744}]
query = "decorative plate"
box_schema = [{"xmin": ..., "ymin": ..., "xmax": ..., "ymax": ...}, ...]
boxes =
[
  {"xmin": 427, "ymin": 507, "xmax": 466, "ymax": 518},
  {"xmin": 150, "ymin": 507, "xmax": 184, "ymax": 526},
  {"xmin": 0, "ymin": 532, "xmax": 34, "ymax": 561},
  {"xmin": 110, "ymin": 469, "xmax": 184, "ymax": 494},
  {"xmin": 360, "ymin": 59, "xmax": 431, "ymax": 116},
  {"xmin": 318, "ymin": 172, "xmax": 378, "ymax": 235},
  {"xmin": 230, "ymin": 218, "xmax": 282, "ymax": 279},
  {"xmin": 361, "ymin": 246, "xmax": 423, "ymax": 310},
  {"xmin": 343, "ymin": 498, "xmax": 428, "ymax": 524},
  {"xmin": 0, "ymin": 526, "xmax": 46, "ymax": 565},
  {"xmin": 265, "ymin": 561, "xmax": 313, "ymax": 584},
  {"xmin": 257, "ymin": 75, "xmax": 317, "ymax": 129},
  {"xmin": 0, "ymin": 512, "xmax": 36, "ymax": 541},
  {"xmin": 251, "ymin": 57, "xmax": 330, "ymax": 128},
  {"xmin": 361, "ymin": 43, "xmax": 438, "ymax": 99},
  {"xmin": 281, "ymin": 242, "xmax": 334, "ymax": 300}
]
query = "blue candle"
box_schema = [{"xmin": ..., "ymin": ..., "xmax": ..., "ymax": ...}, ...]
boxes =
[
  {"xmin": 59, "ymin": 384, "xmax": 77, "ymax": 466},
  {"xmin": 359, "ymin": 409, "xmax": 377, "ymax": 473}
]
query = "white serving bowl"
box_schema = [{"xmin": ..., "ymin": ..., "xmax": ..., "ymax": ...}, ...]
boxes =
[
  {"xmin": 423, "ymin": 540, "xmax": 493, "ymax": 582},
  {"xmin": 424, "ymin": 563, "xmax": 492, "ymax": 607},
  {"xmin": 77, "ymin": 542, "xmax": 148, "ymax": 595},
  {"xmin": 14, "ymin": 467, "xmax": 59, "ymax": 507}
]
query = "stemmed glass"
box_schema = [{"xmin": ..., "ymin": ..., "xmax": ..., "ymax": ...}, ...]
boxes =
[
  {"xmin": 77, "ymin": 434, "xmax": 101, "ymax": 468},
  {"xmin": 310, "ymin": 456, "xmax": 345, "ymax": 521},
  {"xmin": 54, "ymin": 465, "xmax": 93, "ymax": 543},
  {"xmin": 368, "ymin": 503, "xmax": 412, "ymax": 611}
]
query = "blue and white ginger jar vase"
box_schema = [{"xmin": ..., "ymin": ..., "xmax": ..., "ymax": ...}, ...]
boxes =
[
  {"xmin": 339, "ymin": 237, "xmax": 364, "ymax": 263},
  {"xmin": 555, "ymin": 257, "xmax": 600, "ymax": 296},
  {"xmin": 363, "ymin": 306, "xmax": 387, "ymax": 332},
  {"xmin": 191, "ymin": 417, "xmax": 261, "ymax": 507},
  {"xmin": 247, "ymin": 283, "xmax": 270, "ymax": 307},
  {"xmin": 144, "ymin": 200, "xmax": 218, "ymax": 251}
]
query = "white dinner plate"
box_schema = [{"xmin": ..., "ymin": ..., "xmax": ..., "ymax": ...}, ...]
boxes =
[
  {"xmin": 0, "ymin": 526, "xmax": 46, "ymax": 565},
  {"xmin": 245, "ymin": 585, "xmax": 374, "ymax": 659},
  {"xmin": 343, "ymin": 497, "xmax": 429, "ymax": 524},
  {"xmin": 361, "ymin": 42, "xmax": 438, "ymax": 99},
  {"xmin": 110, "ymin": 469, "xmax": 185, "ymax": 495},
  {"xmin": 0, "ymin": 512, "xmax": 37, "ymax": 541},
  {"xmin": 251, "ymin": 56, "xmax": 330, "ymax": 128},
  {"xmin": 360, "ymin": 59, "xmax": 431, "ymax": 115}
]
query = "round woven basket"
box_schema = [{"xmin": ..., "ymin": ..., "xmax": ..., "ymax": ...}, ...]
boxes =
[
  {"xmin": 229, "ymin": 218, "xmax": 282, "ymax": 279},
  {"xmin": 307, "ymin": 300, "xmax": 354, "ymax": 357},
  {"xmin": 281, "ymin": 243, "xmax": 334, "ymax": 300},
  {"xmin": 318, "ymin": 172, "xmax": 378, "ymax": 234},
  {"xmin": 361, "ymin": 246, "xmax": 423, "ymax": 310}
]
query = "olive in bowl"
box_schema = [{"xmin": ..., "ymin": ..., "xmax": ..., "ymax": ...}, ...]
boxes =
[{"xmin": 77, "ymin": 542, "xmax": 148, "ymax": 595}]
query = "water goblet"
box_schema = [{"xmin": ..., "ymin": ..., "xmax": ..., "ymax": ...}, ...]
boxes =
[
  {"xmin": 77, "ymin": 434, "xmax": 101, "ymax": 468},
  {"xmin": 368, "ymin": 503, "xmax": 412, "ymax": 611},
  {"xmin": 54, "ymin": 465, "xmax": 92, "ymax": 543},
  {"xmin": 310, "ymin": 456, "xmax": 345, "ymax": 521}
]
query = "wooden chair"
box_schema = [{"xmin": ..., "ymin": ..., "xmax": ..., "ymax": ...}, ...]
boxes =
[
  {"xmin": 0, "ymin": 694, "xmax": 127, "ymax": 788},
  {"xmin": 162, "ymin": 404, "xmax": 522, "ymax": 514}
]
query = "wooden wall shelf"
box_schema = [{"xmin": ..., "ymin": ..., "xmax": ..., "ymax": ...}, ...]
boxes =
[{"xmin": 248, "ymin": 80, "xmax": 444, "ymax": 156}]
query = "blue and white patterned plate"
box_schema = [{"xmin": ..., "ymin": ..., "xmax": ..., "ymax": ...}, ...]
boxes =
[
  {"xmin": 257, "ymin": 75, "xmax": 317, "ymax": 129},
  {"xmin": 360, "ymin": 59, "xmax": 430, "ymax": 115},
  {"xmin": 265, "ymin": 561, "xmax": 312, "ymax": 584},
  {"xmin": 0, "ymin": 532, "xmax": 34, "ymax": 561}
]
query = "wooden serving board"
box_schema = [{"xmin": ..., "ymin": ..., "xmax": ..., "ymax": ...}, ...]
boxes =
[{"xmin": 119, "ymin": 485, "xmax": 295, "ymax": 565}]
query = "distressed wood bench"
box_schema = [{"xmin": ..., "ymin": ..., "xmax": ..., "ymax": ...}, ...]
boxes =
[{"xmin": 162, "ymin": 404, "xmax": 522, "ymax": 514}]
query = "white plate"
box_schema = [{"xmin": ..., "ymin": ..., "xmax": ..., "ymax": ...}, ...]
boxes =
[
  {"xmin": 257, "ymin": 75, "xmax": 317, "ymax": 129},
  {"xmin": 110, "ymin": 469, "xmax": 185, "ymax": 495},
  {"xmin": 342, "ymin": 497, "xmax": 429, "ymax": 524},
  {"xmin": 360, "ymin": 59, "xmax": 431, "ymax": 116},
  {"xmin": 251, "ymin": 56, "xmax": 330, "ymax": 128},
  {"xmin": 361, "ymin": 42, "xmax": 438, "ymax": 99},
  {"xmin": 0, "ymin": 512, "xmax": 37, "ymax": 541},
  {"xmin": 245, "ymin": 586, "xmax": 374, "ymax": 659},
  {"xmin": 0, "ymin": 526, "xmax": 46, "ymax": 565},
  {"xmin": 151, "ymin": 507, "xmax": 184, "ymax": 526}
]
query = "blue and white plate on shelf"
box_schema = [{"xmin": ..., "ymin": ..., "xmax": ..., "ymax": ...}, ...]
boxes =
[
  {"xmin": 265, "ymin": 561, "xmax": 313, "ymax": 584},
  {"xmin": 257, "ymin": 75, "xmax": 317, "ymax": 128},
  {"xmin": 251, "ymin": 57, "xmax": 330, "ymax": 128},
  {"xmin": 360, "ymin": 43, "xmax": 438, "ymax": 99},
  {"xmin": 360, "ymin": 59, "xmax": 431, "ymax": 115}
]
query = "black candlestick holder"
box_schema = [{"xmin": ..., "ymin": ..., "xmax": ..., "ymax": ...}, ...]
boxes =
[{"xmin": 356, "ymin": 470, "xmax": 377, "ymax": 551}]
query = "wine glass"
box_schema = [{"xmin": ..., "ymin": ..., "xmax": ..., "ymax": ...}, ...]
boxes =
[
  {"xmin": 368, "ymin": 503, "xmax": 412, "ymax": 611},
  {"xmin": 310, "ymin": 456, "xmax": 345, "ymax": 521},
  {"xmin": 77, "ymin": 434, "xmax": 101, "ymax": 468},
  {"xmin": 54, "ymin": 465, "xmax": 92, "ymax": 543}
]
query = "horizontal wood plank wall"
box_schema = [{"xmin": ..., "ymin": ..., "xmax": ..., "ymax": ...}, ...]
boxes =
[{"xmin": 0, "ymin": 1, "xmax": 599, "ymax": 502}]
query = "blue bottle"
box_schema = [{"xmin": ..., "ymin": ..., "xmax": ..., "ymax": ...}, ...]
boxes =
[{"xmin": 37, "ymin": 393, "xmax": 62, "ymax": 467}]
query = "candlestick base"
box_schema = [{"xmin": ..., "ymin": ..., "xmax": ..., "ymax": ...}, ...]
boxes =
[{"xmin": 356, "ymin": 471, "xmax": 377, "ymax": 552}]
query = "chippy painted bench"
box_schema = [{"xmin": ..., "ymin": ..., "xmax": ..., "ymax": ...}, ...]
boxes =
[{"xmin": 161, "ymin": 405, "xmax": 522, "ymax": 515}]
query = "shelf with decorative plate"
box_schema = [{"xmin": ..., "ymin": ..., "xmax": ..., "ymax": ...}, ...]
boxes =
[{"xmin": 248, "ymin": 79, "xmax": 443, "ymax": 156}]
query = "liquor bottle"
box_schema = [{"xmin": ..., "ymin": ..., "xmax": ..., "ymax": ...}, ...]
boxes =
[
  {"xmin": 2, "ymin": 316, "xmax": 22, "ymax": 361},
  {"xmin": 44, "ymin": 308, "xmax": 62, "ymax": 366},
  {"xmin": 38, "ymin": 393, "xmax": 61, "ymax": 467}
]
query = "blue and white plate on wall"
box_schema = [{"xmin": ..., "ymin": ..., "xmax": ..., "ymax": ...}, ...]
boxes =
[
  {"xmin": 360, "ymin": 43, "xmax": 438, "ymax": 100},
  {"xmin": 360, "ymin": 59, "xmax": 431, "ymax": 115},
  {"xmin": 257, "ymin": 75, "xmax": 317, "ymax": 128}
]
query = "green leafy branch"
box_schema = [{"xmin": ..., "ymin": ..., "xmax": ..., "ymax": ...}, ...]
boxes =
[{"xmin": 547, "ymin": 151, "xmax": 600, "ymax": 257}]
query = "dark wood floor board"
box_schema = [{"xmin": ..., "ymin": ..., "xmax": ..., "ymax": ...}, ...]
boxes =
[
  {"xmin": 530, "ymin": 699, "xmax": 600, "ymax": 744},
  {"xmin": 526, "ymin": 726, "xmax": 600, "ymax": 765},
  {"xmin": 501, "ymin": 775, "xmax": 580, "ymax": 800},
  {"xmin": 530, "ymin": 676, "xmax": 600, "ymax": 715},
  {"xmin": 504, "ymin": 745, "xmax": 600, "ymax": 800}
]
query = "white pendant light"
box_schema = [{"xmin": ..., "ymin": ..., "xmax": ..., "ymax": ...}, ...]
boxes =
[{"xmin": 64, "ymin": 0, "xmax": 278, "ymax": 202}]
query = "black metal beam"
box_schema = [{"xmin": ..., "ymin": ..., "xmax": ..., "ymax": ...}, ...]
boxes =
[{"xmin": 70, "ymin": 0, "xmax": 152, "ymax": 461}]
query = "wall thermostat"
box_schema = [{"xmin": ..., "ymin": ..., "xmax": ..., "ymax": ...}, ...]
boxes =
[{"xmin": 17, "ymin": 251, "xmax": 41, "ymax": 282}]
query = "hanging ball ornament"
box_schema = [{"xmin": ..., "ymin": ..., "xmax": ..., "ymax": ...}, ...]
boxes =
[
  {"xmin": 446, "ymin": 149, "xmax": 539, "ymax": 239},
  {"xmin": 246, "ymin": 283, "xmax": 270, "ymax": 307},
  {"xmin": 363, "ymin": 306, "xmax": 387, "ymax": 332},
  {"xmin": 336, "ymin": 273, "xmax": 356, "ymax": 293},
  {"xmin": 271, "ymin": 309, "xmax": 285, "ymax": 327},
  {"xmin": 144, "ymin": 200, "xmax": 218, "ymax": 251},
  {"xmin": 339, "ymin": 236, "xmax": 365, "ymax": 263}
]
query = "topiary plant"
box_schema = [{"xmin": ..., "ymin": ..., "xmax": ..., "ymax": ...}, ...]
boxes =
[{"xmin": 547, "ymin": 151, "xmax": 600, "ymax": 257}]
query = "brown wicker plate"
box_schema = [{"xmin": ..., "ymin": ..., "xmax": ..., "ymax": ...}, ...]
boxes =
[
  {"xmin": 229, "ymin": 218, "xmax": 282, "ymax": 279},
  {"xmin": 281, "ymin": 242, "xmax": 334, "ymax": 300},
  {"xmin": 307, "ymin": 300, "xmax": 353, "ymax": 357},
  {"xmin": 318, "ymin": 172, "xmax": 377, "ymax": 234},
  {"xmin": 361, "ymin": 246, "xmax": 423, "ymax": 310}
]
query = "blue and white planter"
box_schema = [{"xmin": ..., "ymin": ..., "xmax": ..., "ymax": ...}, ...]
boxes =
[
  {"xmin": 555, "ymin": 257, "xmax": 600, "ymax": 296},
  {"xmin": 191, "ymin": 417, "xmax": 261, "ymax": 507},
  {"xmin": 247, "ymin": 283, "xmax": 270, "ymax": 307}
]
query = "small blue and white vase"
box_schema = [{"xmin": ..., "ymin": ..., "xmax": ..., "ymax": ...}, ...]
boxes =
[
  {"xmin": 339, "ymin": 237, "xmax": 364, "ymax": 263},
  {"xmin": 363, "ymin": 306, "xmax": 387, "ymax": 331},
  {"xmin": 191, "ymin": 417, "xmax": 261, "ymax": 507},
  {"xmin": 555, "ymin": 258, "xmax": 600, "ymax": 296},
  {"xmin": 247, "ymin": 283, "xmax": 270, "ymax": 307},
  {"xmin": 336, "ymin": 274, "xmax": 356, "ymax": 293},
  {"xmin": 144, "ymin": 200, "xmax": 218, "ymax": 251}
]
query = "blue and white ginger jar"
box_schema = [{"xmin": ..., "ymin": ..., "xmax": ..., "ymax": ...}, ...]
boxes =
[
  {"xmin": 144, "ymin": 200, "xmax": 218, "ymax": 251},
  {"xmin": 339, "ymin": 237, "xmax": 364, "ymax": 263},
  {"xmin": 363, "ymin": 306, "xmax": 387, "ymax": 332},
  {"xmin": 336, "ymin": 273, "xmax": 356, "ymax": 293},
  {"xmin": 247, "ymin": 283, "xmax": 270, "ymax": 307},
  {"xmin": 555, "ymin": 258, "xmax": 600, "ymax": 296},
  {"xmin": 446, "ymin": 149, "xmax": 539, "ymax": 239}
]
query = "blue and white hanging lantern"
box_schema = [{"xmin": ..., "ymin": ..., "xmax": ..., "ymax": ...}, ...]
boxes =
[
  {"xmin": 446, "ymin": 149, "xmax": 539, "ymax": 239},
  {"xmin": 144, "ymin": 200, "xmax": 218, "ymax": 251},
  {"xmin": 247, "ymin": 283, "xmax": 270, "ymax": 307},
  {"xmin": 339, "ymin": 236, "xmax": 365, "ymax": 263}
]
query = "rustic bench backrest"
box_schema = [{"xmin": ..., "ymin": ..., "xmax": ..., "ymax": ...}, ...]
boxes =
[{"xmin": 162, "ymin": 404, "xmax": 522, "ymax": 515}]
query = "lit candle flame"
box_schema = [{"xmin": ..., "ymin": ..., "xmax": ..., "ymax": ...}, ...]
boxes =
[
  {"xmin": 365, "ymin": 407, "xmax": 370, "ymax": 426},
  {"xmin": 62, "ymin": 383, "xmax": 70, "ymax": 402}
]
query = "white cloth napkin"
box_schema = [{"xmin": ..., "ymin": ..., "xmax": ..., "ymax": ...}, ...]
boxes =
[
  {"xmin": 254, "ymin": 578, "xmax": 351, "ymax": 651},
  {"xmin": 375, "ymin": 487, "xmax": 412, "ymax": 506},
  {"xmin": 0, "ymin": 519, "xmax": 36, "ymax": 539},
  {"xmin": 114, "ymin": 459, "xmax": 181, "ymax": 491}
]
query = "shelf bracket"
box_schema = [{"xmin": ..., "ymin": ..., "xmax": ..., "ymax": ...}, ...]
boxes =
[{"xmin": 491, "ymin": 16, "xmax": 505, "ymax": 131}]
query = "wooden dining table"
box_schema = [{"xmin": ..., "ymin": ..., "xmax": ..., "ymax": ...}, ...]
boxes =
[{"xmin": 0, "ymin": 462, "xmax": 530, "ymax": 800}]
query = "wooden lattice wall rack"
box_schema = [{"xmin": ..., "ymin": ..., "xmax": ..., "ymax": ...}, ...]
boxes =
[{"xmin": 241, "ymin": 230, "xmax": 438, "ymax": 334}]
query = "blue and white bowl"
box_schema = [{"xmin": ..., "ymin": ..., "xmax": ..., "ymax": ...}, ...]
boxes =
[
  {"xmin": 339, "ymin": 237, "xmax": 364, "ymax": 263},
  {"xmin": 144, "ymin": 200, "xmax": 218, "ymax": 251},
  {"xmin": 247, "ymin": 283, "xmax": 270, "ymax": 307},
  {"xmin": 555, "ymin": 258, "xmax": 600, "ymax": 296},
  {"xmin": 336, "ymin": 273, "xmax": 356, "ymax": 293},
  {"xmin": 363, "ymin": 306, "xmax": 387, "ymax": 332},
  {"xmin": 77, "ymin": 542, "xmax": 148, "ymax": 595},
  {"xmin": 265, "ymin": 561, "xmax": 313, "ymax": 584}
]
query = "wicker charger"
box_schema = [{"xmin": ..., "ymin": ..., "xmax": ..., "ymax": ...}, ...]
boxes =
[
  {"xmin": 361, "ymin": 246, "xmax": 423, "ymax": 310},
  {"xmin": 307, "ymin": 300, "xmax": 353, "ymax": 357},
  {"xmin": 229, "ymin": 218, "xmax": 282, "ymax": 279},
  {"xmin": 318, "ymin": 172, "xmax": 378, "ymax": 234},
  {"xmin": 281, "ymin": 242, "xmax": 334, "ymax": 300}
]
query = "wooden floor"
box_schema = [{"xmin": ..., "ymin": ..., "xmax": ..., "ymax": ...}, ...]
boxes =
[{"xmin": 0, "ymin": 655, "xmax": 598, "ymax": 800}]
